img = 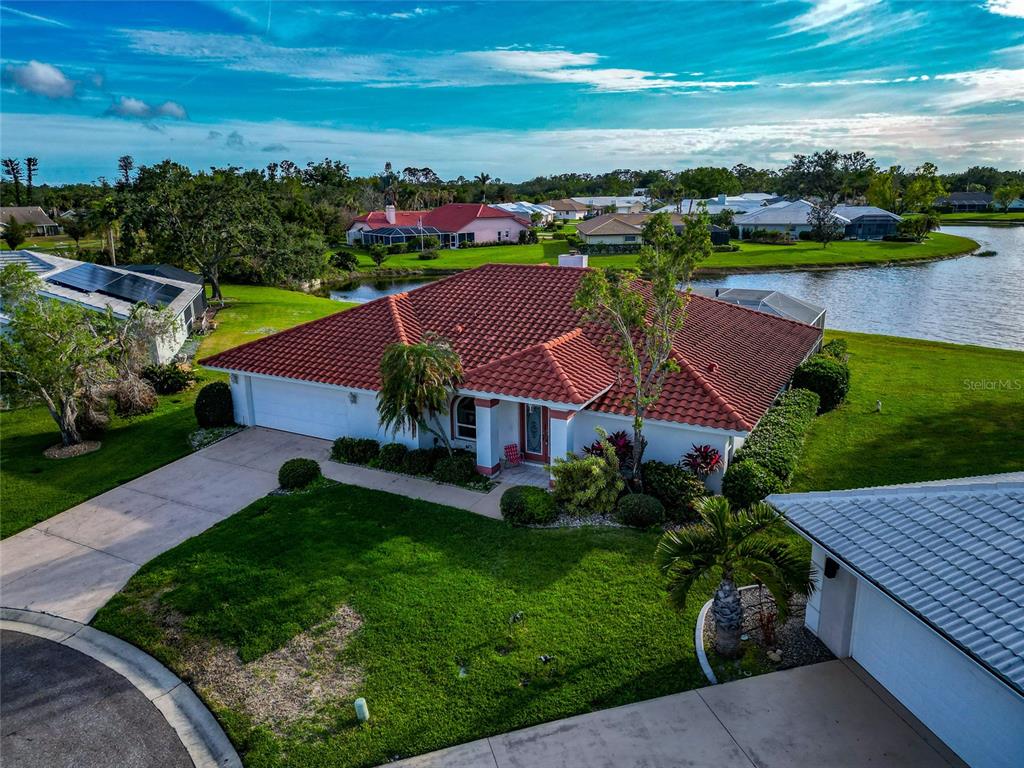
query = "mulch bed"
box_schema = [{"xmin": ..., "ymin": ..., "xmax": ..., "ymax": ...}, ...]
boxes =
[
  {"xmin": 703, "ymin": 586, "xmax": 833, "ymax": 681},
  {"xmin": 44, "ymin": 441, "xmax": 101, "ymax": 459}
]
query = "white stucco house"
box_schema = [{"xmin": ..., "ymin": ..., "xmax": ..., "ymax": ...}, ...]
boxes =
[
  {"xmin": 347, "ymin": 204, "xmax": 531, "ymax": 247},
  {"xmin": 202, "ymin": 260, "xmax": 822, "ymax": 490},
  {"xmin": 542, "ymin": 198, "xmax": 591, "ymax": 221},
  {"xmin": 0, "ymin": 250, "xmax": 205, "ymax": 364},
  {"xmin": 771, "ymin": 475, "xmax": 1024, "ymax": 768}
]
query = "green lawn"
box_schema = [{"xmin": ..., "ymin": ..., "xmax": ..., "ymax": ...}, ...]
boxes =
[
  {"xmin": 0, "ymin": 284, "xmax": 345, "ymax": 538},
  {"xmin": 939, "ymin": 212, "xmax": 1024, "ymax": 223},
  {"xmin": 93, "ymin": 483, "xmax": 705, "ymax": 768},
  {"xmin": 792, "ymin": 331, "xmax": 1024, "ymax": 492},
  {"xmin": 344, "ymin": 232, "xmax": 977, "ymax": 273},
  {"xmin": 1, "ymin": 234, "xmax": 105, "ymax": 252}
]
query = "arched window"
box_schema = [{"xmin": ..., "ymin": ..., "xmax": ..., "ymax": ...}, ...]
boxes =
[{"xmin": 453, "ymin": 397, "xmax": 477, "ymax": 440}]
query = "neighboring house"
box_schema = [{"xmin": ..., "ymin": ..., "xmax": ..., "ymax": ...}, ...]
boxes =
[
  {"xmin": 122, "ymin": 263, "xmax": 208, "ymax": 319},
  {"xmin": 833, "ymin": 205, "xmax": 903, "ymax": 239},
  {"xmin": 492, "ymin": 201, "xmax": 556, "ymax": 224},
  {"xmin": 577, "ymin": 212, "xmax": 729, "ymax": 246},
  {"xmin": 732, "ymin": 199, "xmax": 899, "ymax": 240},
  {"xmin": 347, "ymin": 204, "xmax": 530, "ymax": 247},
  {"xmin": 994, "ymin": 197, "xmax": 1024, "ymax": 212},
  {"xmin": 934, "ymin": 191, "xmax": 994, "ymax": 212},
  {"xmin": 542, "ymin": 198, "xmax": 591, "ymax": 221},
  {"xmin": 202, "ymin": 261, "xmax": 822, "ymax": 491},
  {"xmin": 703, "ymin": 288, "xmax": 825, "ymax": 328},
  {"xmin": 0, "ymin": 250, "xmax": 205, "ymax": 363},
  {"xmin": 570, "ymin": 196, "xmax": 647, "ymax": 214},
  {"xmin": 654, "ymin": 193, "xmax": 775, "ymax": 217},
  {"xmin": 0, "ymin": 206, "xmax": 61, "ymax": 236},
  {"xmin": 771, "ymin": 475, "xmax": 1024, "ymax": 768}
]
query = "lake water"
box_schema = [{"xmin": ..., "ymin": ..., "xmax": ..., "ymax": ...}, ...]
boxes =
[
  {"xmin": 329, "ymin": 226, "xmax": 1024, "ymax": 351},
  {"xmin": 691, "ymin": 226, "xmax": 1024, "ymax": 351}
]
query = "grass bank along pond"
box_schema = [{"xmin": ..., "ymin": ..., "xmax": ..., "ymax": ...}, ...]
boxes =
[{"xmin": 693, "ymin": 226, "xmax": 1024, "ymax": 351}]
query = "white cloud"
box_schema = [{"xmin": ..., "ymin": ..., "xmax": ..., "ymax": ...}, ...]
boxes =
[
  {"xmin": 4, "ymin": 111, "xmax": 1021, "ymax": 183},
  {"xmin": 118, "ymin": 29, "xmax": 756, "ymax": 93},
  {"xmin": 107, "ymin": 95, "xmax": 189, "ymax": 120},
  {"xmin": 780, "ymin": 0, "xmax": 924, "ymax": 47},
  {"xmin": 984, "ymin": 0, "xmax": 1024, "ymax": 18},
  {"xmin": 2, "ymin": 60, "xmax": 75, "ymax": 98},
  {"xmin": 369, "ymin": 6, "xmax": 446, "ymax": 20},
  {"xmin": 934, "ymin": 68, "xmax": 1024, "ymax": 107}
]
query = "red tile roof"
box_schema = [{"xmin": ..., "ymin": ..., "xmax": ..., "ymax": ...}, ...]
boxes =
[
  {"xmin": 201, "ymin": 264, "xmax": 822, "ymax": 432},
  {"xmin": 353, "ymin": 204, "xmax": 528, "ymax": 232}
]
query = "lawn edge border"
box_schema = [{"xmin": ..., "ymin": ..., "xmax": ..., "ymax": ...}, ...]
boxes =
[
  {"xmin": 0, "ymin": 607, "xmax": 242, "ymax": 768},
  {"xmin": 695, "ymin": 597, "xmax": 717, "ymax": 685}
]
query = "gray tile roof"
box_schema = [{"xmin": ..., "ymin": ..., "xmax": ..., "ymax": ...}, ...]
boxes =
[{"xmin": 770, "ymin": 475, "xmax": 1024, "ymax": 696}]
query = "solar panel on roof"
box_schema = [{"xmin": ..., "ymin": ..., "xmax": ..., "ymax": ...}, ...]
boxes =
[
  {"xmin": 47, "ymin": 262, "xmax": 120, "ymax": 293},
  {"xmin": 102, "ymin": 273, "xmax": 183, "ymax": 307},
  {"xmin": 0, "ymin": 250, "xmax": 52, "ymax": 274}
]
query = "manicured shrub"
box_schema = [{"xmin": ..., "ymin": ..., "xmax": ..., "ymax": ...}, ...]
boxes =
[
  {"xmin": 734, "ymin": 388, "xmax": 820, "ymax": 482},
  {"xmin": 417, "ymin": 250, "xmax": 439, "ymax": 260},
  {"xmin": 792, "ymin": 354, "xmax": 850, "ymax": 412},
  {"xmin": 194, "ymin": 382, "xmax": 234, "ymax": 428},
  {"xmin": 432, "ymin": 451, "xmax": 478, "ymax": 484},
  {"xmin": 330, "ymin": 436, "xmax": 380, "ymax": 464},
  {"xmin": 616, "ymin": 493, "xmax": 665, "ymax": 528},
  {"xmin": 331, "ymin": 250, "xmax": 358, "ymax": 272},
  {"xmin": 278, "ymin": 458, "xmax": 321, "ymax": 490},
  {"xmin": 721, "ymin": 460, "xmax": 784, "ymax": 509},
  {"xmin": 404, "ymin": 447, "xmax": 440, "ymax": 475},
  {"xmin": 500, "ymin": 486, "xmax": 558, "ymax": 526},
  {"xmin": 377, "ymin": 443, "xmax": 409, "ymax": 471},
  {"xmin": 142, "ymin": 363, "xmax": 196, "ymax": 395},
  {"xmin": 642, "ymin": 460, "xmax": 708, "ymax": 523},
  {"xmin": 552, "ymin": 432, "xmax": 624, "ymax": 517},
  {"xmin": 821, "ymin": 338, "xmax": 848, "ymax": 361}
]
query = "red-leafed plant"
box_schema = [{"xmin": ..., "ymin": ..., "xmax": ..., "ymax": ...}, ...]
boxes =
[
  {"xmin": 681, "ymin": 444, "xmax": 723, "ymax": 480},
  {"xmin": 583, "ymin": 429, "xmax": 634, "ymax": 466}
]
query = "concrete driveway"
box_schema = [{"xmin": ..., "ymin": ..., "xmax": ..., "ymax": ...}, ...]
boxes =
[
  {"xmin": 390, "ymin": 660, "xmax": 965, "ymax": 768},
  {"xmin": 0, "ymin": 428, "xmax": 331, "ymax": 622},
  {"xmin": 1, "ymin": 629, "xmax": 192, "ymax": 768}
]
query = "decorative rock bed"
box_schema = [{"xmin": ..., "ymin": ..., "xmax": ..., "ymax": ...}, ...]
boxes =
[{"xmin": 701, "ymin": 585, "xmax": 833, "ymax": 684}]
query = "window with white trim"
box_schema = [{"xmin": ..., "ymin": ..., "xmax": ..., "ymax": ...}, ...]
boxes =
[{"xmin": 454, "ymin": 397, "xmax": 477, "ymax": 440}]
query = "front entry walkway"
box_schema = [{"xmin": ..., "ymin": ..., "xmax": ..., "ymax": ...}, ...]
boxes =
[
  {"xmin": 387, "ymin": 659, "xmax": 965, "ymax": 768},
  {"xmin": 0, "ymin": 427, "xmax": 519, "ymax": 623}
]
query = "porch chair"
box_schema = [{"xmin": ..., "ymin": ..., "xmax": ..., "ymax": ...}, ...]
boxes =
[{"xmin": 503, "ymin": 444, "xmax": 523, "ymax": 467}]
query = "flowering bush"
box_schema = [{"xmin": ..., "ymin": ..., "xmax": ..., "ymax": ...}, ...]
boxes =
[
  {"xmin": 681, "ymin": 444, "xmax": 723, "ymax": 479},
  {"xmin": 553, "ymin": 429, "xmax": 625, "ymax": 516}
]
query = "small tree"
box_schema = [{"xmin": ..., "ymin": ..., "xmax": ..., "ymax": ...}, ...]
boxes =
[
  {"xmin": 993, "ymin": 184, "xmax": 1021, "ymax": 213},
  {"xmin": 377, "ymin": 333, "xmax": 463, "ymax": 455},
  {"xmin": 0, "ymin": 265, "xmax": 116, "ymax": 446},
  {"xmin": 657, "ymin": 496, "xmax": 815, "ymax": 657},
  {"xmin": 2, "ymin": 216, "xmax": 30, "ymax": 250},
  {"xmin": 806, "ymin": 201, "xmax": 845, "ymax": 248},
  {"xmin": 368, "ymin": 244, "xmax": 389, "ymax": 268},
  {"xmin": 61, "ymin": 215, "xmax": 92, "ymax": 252},
  {"xmin": 574, "ymin": 210, "xmax": 712, "ymax": 490}
]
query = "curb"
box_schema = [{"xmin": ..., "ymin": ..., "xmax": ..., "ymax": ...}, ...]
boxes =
[
  {"xmin": 1, "ymin": 607, "xmax": 241, "ymax": 768},
  {"xmin": 696, "ymin": 584, "xmax": 766, "ymax": 686}
]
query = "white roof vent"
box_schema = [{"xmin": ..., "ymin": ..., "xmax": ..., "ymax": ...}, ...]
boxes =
[{"xmin": 558, "ymin": 251, "xmax": 588, "ymax": 268}]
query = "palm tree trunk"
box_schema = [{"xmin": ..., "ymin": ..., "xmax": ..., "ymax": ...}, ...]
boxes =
[{"xmin": 712, "ymin": 576, "xmax": 743, "ymax": 657}]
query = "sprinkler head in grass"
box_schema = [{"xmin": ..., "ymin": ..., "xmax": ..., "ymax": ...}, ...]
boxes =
[
  {"xmin": 876, "ymin": 400, "xmax": 883, "ymax": 413},
  {"xmin": 354, "ymin": 697, "xmax": 370, "ymax": 723}
]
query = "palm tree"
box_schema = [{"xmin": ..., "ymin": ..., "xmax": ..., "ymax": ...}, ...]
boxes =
[
  {"xmin": 377, "ymin": 333, "xmax": 463, "ymax": 456},
  {"xmin": 656, "ymin": 496, "xmax": 815, "ymax": 657}
]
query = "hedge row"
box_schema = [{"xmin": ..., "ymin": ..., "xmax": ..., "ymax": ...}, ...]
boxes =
[
  {"xmin": 722, "ymin": 388, "xmax": 820, "ymax": 508},
  {"xmin": 330, "ymin": 437, "xmax": 483, "ymax": 487}
]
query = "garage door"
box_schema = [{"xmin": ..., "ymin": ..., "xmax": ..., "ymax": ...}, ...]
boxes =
[
  {"xmin": 250, "ymin": 377, "xmax": 350, "ymax": 440},
  {"xmin": 850, "ymin": 582, "xmax": 1024, "ymax": 768}
]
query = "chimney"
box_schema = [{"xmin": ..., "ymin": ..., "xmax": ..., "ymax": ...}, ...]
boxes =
[
  {"xmin": 385, "ymin": 204, "xmax": 396, "ymax": 225},
  {"xmin": 717, "ymin": 194, "xmax": 727, "ymax": 205},
  {"xmin": 558, "ymin": 251, "xmax": 588, "ymax": 268}
]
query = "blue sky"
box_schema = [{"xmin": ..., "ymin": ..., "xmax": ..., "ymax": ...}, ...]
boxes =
[{"xmin": 1, "ymin": 1, "xmax": 1022, "ymax": 183}]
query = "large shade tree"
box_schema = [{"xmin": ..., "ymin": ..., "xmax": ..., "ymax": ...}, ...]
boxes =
[
  {"xmin": 574, "ymin": 210, "xmax": 712, "ymax": 489},
  {"xmin": 377, "ymin": 333, "xmax": 463, "ymax": 455},
  {"xmin": 657, "ymin": 496, "xmax": 816, "ymax": 657}
]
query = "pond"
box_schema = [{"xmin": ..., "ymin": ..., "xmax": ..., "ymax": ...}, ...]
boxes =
[
  {"xmin": 691, "ymin": 226, "xmax": 1024, "ymax": 351},
  {"xmin": 328, "ymin": 227, "xmax": 1023, "ymax": 351}
]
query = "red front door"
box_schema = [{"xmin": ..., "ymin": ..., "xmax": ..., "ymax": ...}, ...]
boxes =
[{"xmin": 520, "ymin": 404, "xmax": 549, "ymax": 463}]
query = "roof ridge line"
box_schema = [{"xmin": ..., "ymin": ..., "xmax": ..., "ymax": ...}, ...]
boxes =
[
  {"xmin": 672, "ymin": 351, "xmax": 751, "ymax": 431},
  {"xmin": 386, "ymin": 293, "xmax": 411, "ymax": 344},
  {"xmin": 540, "ymin": 329, "xmax": 584, "ymax": 402}
]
